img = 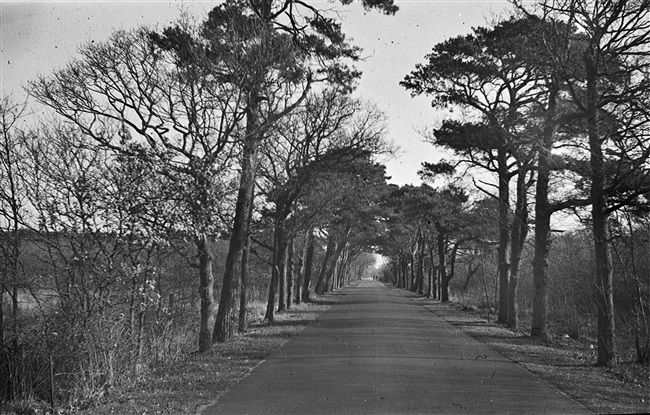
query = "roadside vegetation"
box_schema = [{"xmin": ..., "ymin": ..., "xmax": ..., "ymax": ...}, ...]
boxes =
[{"xmin": 1, "ymin": 0, "xmax": 648, "ymax": 413}]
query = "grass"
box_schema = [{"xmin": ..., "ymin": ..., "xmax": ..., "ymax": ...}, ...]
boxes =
[
  {"xmin": 64, "ymin": 297, "xmax": 334, "ymax": 415},
  {"xmin": 6, "ymin": 286, "xmax": 647, "ymax": 414}
]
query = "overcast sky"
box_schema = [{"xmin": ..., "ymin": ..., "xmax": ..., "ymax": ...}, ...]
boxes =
[{"xmin": 1, "ymin": 0, "xmax": 512, "ymax": 185}]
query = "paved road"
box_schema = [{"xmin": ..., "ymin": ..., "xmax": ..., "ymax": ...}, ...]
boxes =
[{"xmin": 202, "ymin": 280, "xmax": 589, "ymax": 414}]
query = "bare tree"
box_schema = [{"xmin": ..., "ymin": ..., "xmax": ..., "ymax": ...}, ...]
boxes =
[
  {"xmin": 29, "ymin": 25, "xmax": 240, "ymax": 352},
  {"xmin": 0, "ymin": 96, "xmax": 29, "ymax": 396}
]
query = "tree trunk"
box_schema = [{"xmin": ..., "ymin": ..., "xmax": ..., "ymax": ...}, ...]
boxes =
[
  {"xmin": 401, "ymin": 255, "xmax": 408, "ymax": 289},
  {"xmin": 586, "ymin": 47, "xmax": 615, "ymax": 366},
  {"xmin": 294, "ymin": 236, "xmax": 303, "ymax": 305},
  {"xmin": 531, "ymin": 85, "xmax": 557, "ymax": 339},
  {"xmin": 214, "ymin": 102, "xmax": 260, "ymax": 343},
  {"xmin": 429, "ymin": 248, "xmax": 436, "ymax": 299},
  {"xmin": 508, "ymin": 167, "xmax": 530, "ymax": 330},
  {"xmin": 322, "ymin": 229, "xmax": 350, "ymax": 293},
  {"xmin": 461, "ymin": 262, "xmax": 480, "ymax": 294},
  {"xmin": 416, "ymin": 230, "xmax": 425, "ymax": 294},
  {"xmin": 448, "ymin": 237, "xmax": 473, "ymax": 302},
  {"xmin": 301, "ymin": 228, "xmax": 315, "ymax": 302},
  {"xmin": 197, "ymin": 235, "xmax": 215, "ymax": 352},
  {"xmin": 286, "ymin": 237, "xmax": 294, "ymax": 309},
  {"xmin": 266, "ymin": 213, "xmax": 287, "ymax": 321},
  {"xmin": 278, "ymin": 240, "xmax": 287, "ymax": 312},
  {"xmin": 315, "ymin": 233, "xmax": 336, "ymax": 295},
  {"xmin": 437, "ymin": 228, "xmax": 450, "ymax": 302},
  {"xmin": 239, "ymin": 188, "xmax": 256, "ymax": 333},
  {"xmin": 427, "ymin": 266, "xmax": 434, "ymax": 298},
  {"xmin": 496, "ymin": 145, "xmax": 511, "ymax": 324}
]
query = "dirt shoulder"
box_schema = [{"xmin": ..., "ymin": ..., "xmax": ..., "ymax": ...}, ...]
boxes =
[
  {"xmin": 70, "ymin": 297, "xmax": 336, "ymax": 415},
  {"xmin": 414, "ymin": 295, "xmax": 650, "ymax": 415}
]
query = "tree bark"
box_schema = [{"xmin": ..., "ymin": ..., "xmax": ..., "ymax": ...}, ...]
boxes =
[
  {"xmin": 496, "ymin": 145, "xmax": 512, "ymax": 324},
  {"xmin": 429, "ymin": 247, "xmax": 436, "ymax": 299},
  {"xmin": 266, "ymin": 213, "xmax": 287, "ymax": 321},
  {"xmin": 294, "ymin": 236, "xmax": 303, "ymax": 305},
  {"xmin": 438, "ymin": 230, "xmax": 449, "ymax": 302},
  {"xmin": 416, "ymin": 230, "xmax": 425, "ymax": 294},
  {"xmin": 323, "ymin": 229, "xmax": 350, "ymax": 293},
  {"xmin": 586, "ymin": 47, "xmax": 615, "ymax": 366},
  {"xmin": 214, "ymin": 102, "xmax": 260, "ymax": 343},
  {"xmin": 286, "ymin": 237, "xmax": 294, "ymax": 309},
  {"xmin": 531, "ymin": 84, "xmax": 557, "ymax": 339},
  {"xmin": 197, "ymin": 235, "xmax": 215, "ymax": 352},
  {"xmin": 301, "ymin": 228, "xmax": 315, "ymax": 302},
  {"xmin": 239, "ymin": 188, "xmax": 256, "ymax": 333},
  {"xmin": 315, "ymin": 233, "xmax": 336, "ymax": 295},
  {"xmin": 507, "ymin": 166, "xmax": 530, "ymax": 330},
  {"xmin": 448, "ymin": 237, "xmax": 474, "ymax": 302},
  {"xmin": 278, "ymin": 239, "xmax": 287, "ymax": 312}
]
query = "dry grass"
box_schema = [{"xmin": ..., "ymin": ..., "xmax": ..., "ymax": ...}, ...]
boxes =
[
  {"xmin": 414, "ymin": 296, "xmax": 650, "ymax": 415},
  {"xmin": 66, "ymin": 297, "xmax": 334, "ymax": 415}
]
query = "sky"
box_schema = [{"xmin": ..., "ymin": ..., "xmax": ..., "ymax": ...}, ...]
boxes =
[{"xmin": 1, "ymin": 0, "xmax": 512, "ymax": 186}]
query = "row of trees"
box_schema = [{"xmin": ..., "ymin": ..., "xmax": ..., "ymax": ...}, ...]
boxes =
[
  {"xmin": 397, "ymin": 0, "xmax": 649, "ymax": 367},
  {"xmin": 1, "ymin": 0, "xmax": 399, "ymax": 408}
]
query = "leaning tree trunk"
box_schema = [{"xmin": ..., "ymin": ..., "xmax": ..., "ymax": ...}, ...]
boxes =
[
  {"xmin": 322, "ymin": 229, "xmax": 350, "ymax": 293},
  {"xmin": 315, "ymin": 233, "xmax": 336, "ymax": 295},
  {"xmin": 214, "ymin": 102, "xmax": 260, "ymax": 344},
  {"xmin": 448, "ymin": 236, "xmax": 474, "ymax": 302}
]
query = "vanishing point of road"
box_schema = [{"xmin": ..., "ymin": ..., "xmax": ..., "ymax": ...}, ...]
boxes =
[{"xmin": 202, "ymin": 280, "xmax": 590, "ymax": 414}]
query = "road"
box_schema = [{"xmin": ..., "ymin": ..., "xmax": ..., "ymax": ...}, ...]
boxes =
[{"xmin": 202, "ymin": 280, "xmax": 590, "ymax": 414}]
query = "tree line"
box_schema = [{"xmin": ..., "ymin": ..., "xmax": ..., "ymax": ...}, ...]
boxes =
[{"xmin": 394, "ymin": 0, "xmax": 649, "ymax": 368}]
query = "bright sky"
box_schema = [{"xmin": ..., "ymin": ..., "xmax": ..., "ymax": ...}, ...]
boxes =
[{"xmin": 1, "ymin": 0, "xmax": 512, "ymax": 186}]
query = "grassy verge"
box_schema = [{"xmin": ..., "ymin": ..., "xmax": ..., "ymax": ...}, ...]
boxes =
[
  {"xmin": 414, "ymin": 296, "xmax": 650, "ymax": 414},
  {"xmin": 67, "ymin": 297, "xmax": 333, "ymax": 415}
]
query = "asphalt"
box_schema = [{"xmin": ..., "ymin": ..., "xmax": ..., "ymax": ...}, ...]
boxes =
[{"xmin": 202, "ymin": 280, "xmax": 590, "ymax": 415}]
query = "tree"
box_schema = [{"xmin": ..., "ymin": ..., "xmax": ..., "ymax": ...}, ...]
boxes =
[
  {"xmin": 0, "ymin": 95, "xmax": 29, "ymax": 373},
  {"xmin": 29, "ymin": 26, "xmax": 239, "ymax": 352},
  {"xmin": 518, "ymin": 0, "xmax": 650, "ymax": 366},
  {"xmin": 402, "ymin": 18, "xmax": 542, "ymax": 325}
]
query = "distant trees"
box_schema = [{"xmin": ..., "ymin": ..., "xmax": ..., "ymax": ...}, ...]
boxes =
[
  {"xmin": 402, "ymin": 18, "xmax": 540, "ymax": 327},
  {"xmin": 377, "ymin": 178, "xmax": 495, "ymax": 303},
  {"xmin": 256, "ymin": 89, "xmax": 390, "ymax": 321}
]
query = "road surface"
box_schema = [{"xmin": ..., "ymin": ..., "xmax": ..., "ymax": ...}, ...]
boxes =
[{"xmin": 202, "ymin": 280, "xmax": 589, "ymax": 414}]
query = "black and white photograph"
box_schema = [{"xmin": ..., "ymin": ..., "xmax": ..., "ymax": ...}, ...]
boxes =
[{"xmin": 1, "ymin": 0, "xmax": 649, "ymax": 413}]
